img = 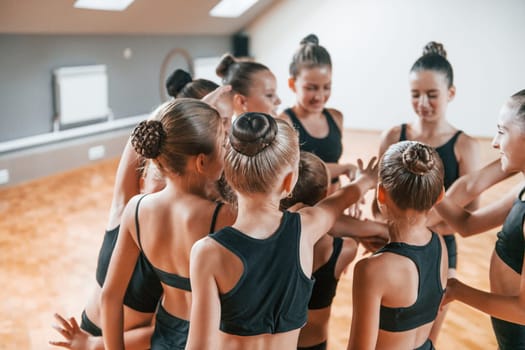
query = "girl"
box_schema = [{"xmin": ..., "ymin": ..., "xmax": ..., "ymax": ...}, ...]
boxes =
[
  {"xmin": 278, "ymin": 34, "xmax": 356, "ymax": 190},
  {"xmin": 374, "ymin": 41, "xmax": 480, "ymax": 341},
  {"xmin": 435, "ymin": 90, "xmax": 525, "ymax": 350},
  {"xmin": 348, "ymin": 141, "xmax": 448, "ymax": 350},
  {"xmin": 100, "ymin": 99, "xmax": 236, "ymax": 350},
  {"xmin": 216, "ymin": 53, "xmax": 281, "ymax": 118},
  {"xmin": 281, "ymin": 151, "xmax": 388, "ymax": 350},
  {"xmin": 186, "ymin": 112, "xmax": 378, "ymax": 350}
]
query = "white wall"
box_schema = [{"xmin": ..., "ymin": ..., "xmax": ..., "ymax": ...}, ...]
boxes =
[{"xmin": 247, "ymin": 0, "xmax": 525, "ymax": 137}]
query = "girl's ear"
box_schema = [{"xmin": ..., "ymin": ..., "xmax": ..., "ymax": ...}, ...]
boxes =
[
  {"xmin": 194, "ymin": 153, "xmax": 206, "ymax": 174},
  {"xmin": 436, "ymin": 186, "xmax": 445, "ymax": 204},
  {"xmin": 233, "ymin": 93, "xmax": 247, "ymax": 113},
  {"xmin": 288, "ymin": 77, "xmax": 296, "ymax": 92},
  {"xmin": 377, "ymin": 183, "xmax": 386, "ymax": 204},
  {"xmin": 448, "ymin": 85, "xmax": 456, "ymax": 102},
  {"xmin": 282, "ymin": 170, "xmax": 296, "ymax": 196}
]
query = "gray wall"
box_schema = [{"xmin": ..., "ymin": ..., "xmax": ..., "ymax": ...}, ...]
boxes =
[{"xmin": 0, "ymin": 34, "xmax": 231, "ymax": 142}]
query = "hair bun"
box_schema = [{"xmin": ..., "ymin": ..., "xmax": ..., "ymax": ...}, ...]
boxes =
[
  {"xmin": 230, "ymin": 112, "xmax": 277, "ymax": 156},
  {"xmin": 300, "ymin": 34, "xmax": 319, "ymax": 46},
  {"xmin": 131, "ymin": 120, "xmax": 166, "ymax": 159},
  {"xmin": 216, "ymin": 53, "xmax": 237, "ymax": 79},
  {"xmin": 422, "ymin": 41, "xmax": 447, "ymax": 58},
  {"xmin": 166, "ymin": 69, "xmax": 192, "ymax": 97},
  {"xmin": 402, "ymin": 142, "xmax": 435, "ymax": 175}
]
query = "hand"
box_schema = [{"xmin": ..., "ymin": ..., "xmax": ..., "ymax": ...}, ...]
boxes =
[
  {"xmin": 441, "ymin": 277, "xmax": 460, "ymax": 309},
  {"xmin": 342, "ymin": 163, "xmax": 358, "ymax": 182},
  {"xmin": 359, "ymin": 234, "xmax": 388, "ymax": 254},
  {"xmin": 49, "ymin": 313, "xmax": 96, "ymax": 350},
  {"xmin": 356, "ymin": 157, "xmax": 379, "ymax": 189},
  {"xmin": 201, "ymin": 85, "xmax": 232, "ymax": 108}
]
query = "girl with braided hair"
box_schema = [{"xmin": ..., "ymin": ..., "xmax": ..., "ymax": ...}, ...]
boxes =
[
  {"xmin": 348, "ymin": 141, "xmax": 448, "ymax": 350},
  {"xmin": 186, "ymin": 112, "xmax": 378, "ymax": 350},
  {"xmin": 100, "ymin": 98, "xmax": 237, "ymax": 350}
]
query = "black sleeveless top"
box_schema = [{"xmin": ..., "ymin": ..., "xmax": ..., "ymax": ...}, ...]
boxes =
[
  {"xmin": 309, "ymin": 237, "xmax": 343, "ymax": 310},
  {"xmin": 495, "ymin": 187, "xmax": 525, "ymax": 274},
  {"xmin": 95, "ymin": 227, "xmax": 162, "ymax": 313},
  {"xmin": 285, "ymin": 108, "xmax": 343, "ymax": 164},
  {"xmin": 136, "ymin": 195, "xmax": 224, "ymax": 292},
  {"xmin": 210, "ymin": 211, "xmax": 314, "ymax": 336},
  {"xmin": 376, "ymin": 232, "xmax": 444, "ymax": 332},
  {"xmin": 399, "ymin": 124, "xmax": 462, "ymax": 189}
]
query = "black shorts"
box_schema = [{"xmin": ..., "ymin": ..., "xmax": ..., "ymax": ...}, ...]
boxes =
[
  {"xmin": 80, "ymin": 310, "xmax": 102, "ymax": 336},
  {"xmin": 491, "ymin": 316, "xmax": 525, "ymax": 350},
  {"xmin": 150, "ymin": 304, "xmax": 189, "ymax": 350},
  {"xmin": 298, "ymin": 340, "xmax": 327, "ymax": 350}
]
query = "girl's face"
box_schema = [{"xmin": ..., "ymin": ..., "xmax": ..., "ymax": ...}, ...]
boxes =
[
  {"xmin": 492, "ymin": 101, "xmax": 525, "ymax": 173},
  {"xmin": 291, "ymin": 66, "xmax": 332, "ymax": 113},
  {"xmin": 239, "ymin": 70, "xmax": 281, "ymax": 117},
  {"xmin": 214, "ymin": 93, "xmax": 234, "ymax": 135},
  {"xmin": 409, "ymin": 70, "xmax": 454, "ymax": 123}
]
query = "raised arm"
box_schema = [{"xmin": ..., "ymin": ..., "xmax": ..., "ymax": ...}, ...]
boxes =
[
  {"xmin": 100, "ymin": 197, "xmax": 143, "ymax": 350},
  {"xmin": 434, "ymin": 181, "xmax": 523, "ymax": 237},
  {"xmin": 186, "ymin": 238, "xmax": 223, "ymax": 350},
  {"xmin": 300, "ymin": 158, "xmax": 378, "ymax": 245}
]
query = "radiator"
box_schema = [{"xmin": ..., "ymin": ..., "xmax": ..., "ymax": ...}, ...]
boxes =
[{"xmin": 53, "ymin": 65, "xmax": 110, "ymax": 128}]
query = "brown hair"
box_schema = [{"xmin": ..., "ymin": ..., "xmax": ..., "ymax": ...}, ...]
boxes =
[
  {"xmin": 216, "ymin": 53, "xmax": 270, "ymax": 96},
  {"xmin": 225, "ymin": 112, "xmax": 299, "ymax": 193},
  {"xmin": 289, "ymin": 34, "xmax": 332, "ymax": 78},
  {"xmin": 410, "ymin": 41, "xmax": 454, "ymax": 88},
  {"xmin": 380, "ymin": 141, "xmax": 444, "ymax": 211},
  {"xmin": 280, "ymin": 151, "xmax": 328, "ymax": 210},
  {"xmin": 131, "ymin": 98, "xmax": 222, "ymax": 175},
  {"xmin": 509, "ymin": 89, "xmax": 525, "ymax": 132}
]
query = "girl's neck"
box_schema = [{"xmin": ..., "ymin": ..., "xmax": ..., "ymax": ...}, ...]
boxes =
[
  {"xmin": 386, "ymin": 212, "xmax": 430, "ymax": 244},
  {"xmin": 164, "ymin": 172, "xmax": 208, "ymax": 199},
  {"xmin": 413, "ymin": 117, "xmax": 450, "ymax": 136},
  {"xmin": 292, "ymin": 105, "xmax": 323, "ymax": 119}
]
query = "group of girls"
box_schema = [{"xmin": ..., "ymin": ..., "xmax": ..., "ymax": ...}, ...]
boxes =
[{"xmin": 48, "ymin": 33, "xmax": 525, "ymax": 350}]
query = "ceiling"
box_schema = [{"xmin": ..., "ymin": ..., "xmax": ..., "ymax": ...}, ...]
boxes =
[{"xmin": 0, "ymin": 0, "xmax": 278, "ymax": 35}]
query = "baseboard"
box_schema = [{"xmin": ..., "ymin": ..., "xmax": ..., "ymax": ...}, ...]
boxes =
[{"xmin": 0, "ymin": 116, "xmax": 147, "ymax": 188}]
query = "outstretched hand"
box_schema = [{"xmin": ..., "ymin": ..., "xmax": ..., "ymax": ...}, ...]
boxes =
[
  {"xmin": 440, "ymin": 277, "xmax": 460, "ymax": 310},
  {"xmin": 356, "ymin": 157, "xmax": 379, "ymax": 188},
  {"xmin": 49, "ymin": 313, "xmax": 95, "ymax": 350}
]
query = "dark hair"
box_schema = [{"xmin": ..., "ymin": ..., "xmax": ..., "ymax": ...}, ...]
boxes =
[
  {"xmin": 289, "ymin": 34, "xmax": 332, "ymax": 78},
  {"xmin": 216, "ymin": 53, "xmax": 270, "ymax": 96},
  {"xmin": 280, "ymin": 151, "xmax": 328, "ymax": 210},
  {"xmin": 410, "ymin": 41, "xmax": 454, "ymax": 88},
  {"xmin": 166, "ymin": 69, "xmax": 219, "ymax": 99},
  {"xmin": 510, "ymin": 89, "xmax": 525, "ymax": 129},
  {"xmin": 380, "ymin": 141, "xmax": 444, "ymax": 211},
  {"xmin": 225, "ymin": 112, "xmax": 299, "ymax": 193},
  {"xmin": 131, "ymin": 98, "xmax": 221, "ymax": 175}
]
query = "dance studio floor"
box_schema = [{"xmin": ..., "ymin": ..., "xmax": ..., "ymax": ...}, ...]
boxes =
[{"xmin": 0, "ymin": 129, "xmax": 521, "ymax": 349}]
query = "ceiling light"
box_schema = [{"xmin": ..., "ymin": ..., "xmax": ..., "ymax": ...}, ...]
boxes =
[
  {"xmin": 74, "ymin": 0, "xmax": 135, "ymax": 11},
  {"xmin": 209, "ymin": 0, "xmax": 259, "ymax": 18}
]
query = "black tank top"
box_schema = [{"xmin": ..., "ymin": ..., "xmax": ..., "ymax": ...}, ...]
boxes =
[
  {"xmin": 285, "ymin": 108, "xmax": 343, "ymax": 164},
  {"xmin": 495, "ymin": 187, "xmax": 525, "ymax": 274},
  {"xmin": 376, "ymin": 232, "xmax": 444, "ymax": 332},
  {"xmin": 308, "ymin": 237, "xmax": 343, "ymax": 310},
  {"xmin": 95, "ymin": 226, "xmax": 162, "ymax": 313},
  {"xmin": 399, "ymin": 124, "xmax": 462, "ymax": 189},
  {"xmin": 210, "ymin": 211, "xmax": 314, "ymax": 335},
  {"xmin": 136, "ymin": 196, "xmax": 224, "ymax": 292}
]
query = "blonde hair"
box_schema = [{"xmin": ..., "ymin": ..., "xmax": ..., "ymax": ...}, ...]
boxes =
[{"xmin": 225, "ymin": 112, "xmax": 299, "ymax": 193}]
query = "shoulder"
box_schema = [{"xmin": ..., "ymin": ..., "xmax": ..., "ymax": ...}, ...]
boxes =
[
  {"xmin": 277, "ymin": 109, "xmax": 293, "ymax": 125},
  {"xmin": 378, "ymin": 125, "xmax": 403, "ymax": 155},
  {"xmin": 191, "ymin": 236, "xmax": 223, "ymax": 269},
  {"xmin": 454, "ymin": 131, "xmax": 480, "ymax": 157}
]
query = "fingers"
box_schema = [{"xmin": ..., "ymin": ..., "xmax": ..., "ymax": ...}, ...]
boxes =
[
  {"xmin": 201, "ymin": 85, "xmax": 232, "ymax": 106},
  {"xmin": 49, "ymin": 340, "xmax": 70, "ymax": 348},
  {"xmin": 69, "ymin": 317, "xmax": 80, "ymax": 332},
  {"xmin": 54, "ymin": 313, "xmax": 73, "ymax": 332}
]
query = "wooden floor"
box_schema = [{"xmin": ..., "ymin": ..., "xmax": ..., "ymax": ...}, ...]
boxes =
[{"xmin": 0, "ymin": 129, "xmax": 521, "ymax": 349}]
